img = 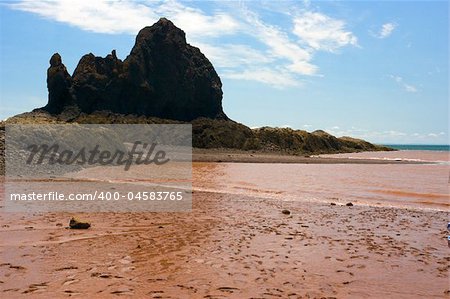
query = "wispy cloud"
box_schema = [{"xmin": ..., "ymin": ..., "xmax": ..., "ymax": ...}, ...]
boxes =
[
  {"xmin": 389, "ymin": 75, "xmax": 418, "ymax": 93},
  {"xmin": 155, "ymin": 1, "xmax": 240, "ymax": 38},
  {"xmin": 293, "ymin": 11, "xmax": 358, "ymax": 52},
  {"xmin": 9, "ymin": 0, "xmax": 239, "ymax": 37},
  {"xmin": 222, "ymin": 68, "xmax": 301, "ymax": 88},
  {"xmin": 238, "ymin": 7, "xmax": 318, "ymax": 77},
  {"xmin": 374, "ymin": 22, "xmax": 397, "ymax": 39},
  {"xmin": 207, "ymin": 7, "xmax": 358, "ymax": 87},
  {"xmin": 325, "ymin": 126, "xmax": 447, "ymax": 143},
  {"xmin": 427, "ymin": 132, "xmax": 446, "ymax": 138},
  {"xmin": 8, "ymin": 0, "xmax": 358, "ymax": 88},
  {"xmin": 195, "ymin": 43, "xmax": 274, "ymax": 68}
]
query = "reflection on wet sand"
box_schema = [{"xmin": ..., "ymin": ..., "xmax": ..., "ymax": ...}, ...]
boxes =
[{"xmin": 193, "ymin": 161, "xmax": 449, "ymax": 209}]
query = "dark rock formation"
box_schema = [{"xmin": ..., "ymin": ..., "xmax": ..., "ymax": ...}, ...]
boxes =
[
  {"xmin": 252, "ymin": 127, "xmax": 392, "ymax": 153},
  {"xmin": 1, "ymin": 111, "xmax": 393, "ymax": 174},
  {"xmin": 2, "ymin": 18, "xmax": 392, "ymax": 157},
  {"xmin": 43, "ymin": 18, "xmax": 227, "ymax": 121},
  {"xmin": 46, "ymin": 53, "xmax": 73, "ymax": 114},
  {"xmin": 69, "ymin": 217, "xmax": 91, "ymax": 229}
]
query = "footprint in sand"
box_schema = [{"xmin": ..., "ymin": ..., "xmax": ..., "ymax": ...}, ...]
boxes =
[
  {"xmin": 62, "ymin": 278, "xmax": 78, "ymax": 286},
  {"xmin": 91, "ymin": 272, "xmax": 113, "ymax": 279},
  {"xmin": 55, "ymin": 266, "xmax": 78, "ymax": 271},
  {"xmin": 63, "ymin": 290, "xmax": 82, "ymax": 295},
  {"xmin": 119, "ymin": 256, "xmax": 132, "ymax": 265},
  {"xmin": 217, "ymin": 286, "xmax": 240, "ymax": 294},
  {"xmin": 2, "ymin": 288, "xmax": 20, "ymax": 293},
  {"xmin": 110, "ymin": 286, "xmax": 134, "ymax": 295},
  {"xmin": 22, "ymin": 282, "xmax": 48, "ymax": 294}
]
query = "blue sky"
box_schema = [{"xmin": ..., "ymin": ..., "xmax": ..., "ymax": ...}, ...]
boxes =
[{"xmin": 0, "ymin": 0, "xmax": 448, "ymax": 144}]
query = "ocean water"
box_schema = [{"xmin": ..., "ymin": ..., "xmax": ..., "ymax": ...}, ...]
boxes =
[
  {"xmin": 193, "ymin": 150, "xmax": 449, "ymax": 210},
  {"xmin": 384, "ymin": 144, "xmax": 449, "ymax": 151}
]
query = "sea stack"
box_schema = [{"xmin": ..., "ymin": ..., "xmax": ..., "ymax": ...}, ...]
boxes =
[
  {"xmin": 46, "ymin": 53, "xmax": 74, "ymax": 114},
  {"xmin": 44, "ymin": 18, "xmax": 227, "ymax": 121}
]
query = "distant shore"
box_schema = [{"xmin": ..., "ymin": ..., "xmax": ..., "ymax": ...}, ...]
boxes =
[
  {"xmin": 0, "ymin": 147, "xmax": 427, "ymax": 178},
  {"xmin": 192, "ymin": 148, "xmax": 429, "ymax": 164}
]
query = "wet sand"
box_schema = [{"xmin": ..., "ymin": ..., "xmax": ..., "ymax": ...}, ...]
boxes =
[
  {"xmin": 192, "ymin": 149, "xmax": 429, "ymax": 164},
  {"xmin": 1, "ymin": 150, "xmax": 449, "ymax": 298},
  {"xmin": 0, "ymin": 190, "xmax": 448, "ymax": 298}
]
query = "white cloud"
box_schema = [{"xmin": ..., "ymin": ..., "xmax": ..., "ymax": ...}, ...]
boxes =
[
  {"xmin": 155, "ymin": 1, "xmax": 240, "ymax": 38},
  {"xmin": 389, "ymin": 75, "xmax": 418, "ymax": 93},
  {"xmin": 385, "ymin": 130, "xmax": 407, "ymax": 137},
  {"xmin": 10, "ymin": 0, "xmax": 157, "ymax": 34},
  {"xmin": 427, "ymin": 132, "xmax": 446, "ymax": 138},
  {"xmin": 9, "ymin": 0, "xmax": 358, "ymax": 89},
  {"xmin": 404, "ymin": 84, "xmax": 418, "ymax": 93},
  {"xmin": 323, "ymin": 126, "xmax": 448, "ymax": 144},
  {"xmin": 375, "ymin": 22, "xmax": 397, "ymax": 39},
  {"xmin": 411, "ymin": 132, "xmax": 446, "ymax": 139},
  {"xmin": 222, "ymin": 68, "xmax": 301, "ymax": 88},
  {"xmin": 9, "ymin": 0, "xmax": 239, "ymax": 37},
  {"xmin": 293, "ymin": 11, "xmax": 358, "ymax": 52},
  {"xmin": 195, "ymin": 43, "xmax": 273, "ymax": 68},
  {"xmin": 240, "ymin": 8, "xmax": 317, "ymax": 76}
]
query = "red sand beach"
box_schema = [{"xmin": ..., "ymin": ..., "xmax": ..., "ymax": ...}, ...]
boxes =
[{"xmin": 0, "ymin": 150, "xmax": 449, "ymax": 298}]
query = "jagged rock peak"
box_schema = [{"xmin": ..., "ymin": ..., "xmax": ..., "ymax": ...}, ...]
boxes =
[
  {"xmin": 49, "ymin": 53, "xmax": 63, "ymax": 67},
  {"xmin": 45, "ymin": 53, "xmax": 73, "ymax": 114},
  {"xmin": 135, "ymin": 17, "xmax": 187, "ymax": 45},
  {"xmin": 43, "ymin": 18, "xmax": 227, "ymax": 121}
]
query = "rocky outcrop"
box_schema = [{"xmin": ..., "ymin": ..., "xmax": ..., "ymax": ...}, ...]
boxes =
[
  {"xmin": 46, "ymin": 53, "xmax": 73, "ymax": 114},
  {"xmin": 252, "ymin": 127, "xmax": 392, "ymax": 153},
  {"xmin": 43, "ymin": 18, "xmax": 227, "ymax": 121},
  {"xmin": 2, "ymin": 18, "xmax": 392, "ymax": 158},
  {"xmin": 1, "ymin": 111, "xmax": 393, "ymax": 172},
  {"xmin": 69, "ymin": 217, "xmax": 91, "ymax": 229}
]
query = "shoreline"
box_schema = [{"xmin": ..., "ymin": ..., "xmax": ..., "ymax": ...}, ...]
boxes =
[
  {"xmin": 192, "ymin": 148, "xmax": 431, "ymax": 164},
  {"xmin": 0, "ymin": 148, "xmax": 431, "ymax": 178}
]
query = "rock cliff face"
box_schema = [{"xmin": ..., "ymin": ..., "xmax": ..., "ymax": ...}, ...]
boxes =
[{"xmin": 44, "ymin": 18, "xmax": 227, "ymax": 121}]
